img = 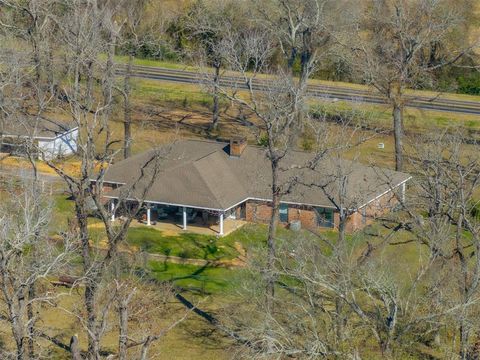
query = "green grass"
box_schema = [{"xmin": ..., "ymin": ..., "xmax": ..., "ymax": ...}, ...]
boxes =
[
  {"xmin": 51, "ymin": 195, "xmax": 75, "ymax": 232},
  {"xmin": 311, "ymin": 101, "xmax": 480, "ymax": 133},
  {"xmin": 127, "ymin": 227, "xmax": 239, "ymax": 260},
  {"xmin": 52, "ymin": 195, "xmax": 103, "ymax": 233},
  {"xmin": 131, "ymin": 79, "xmax": 216, "ymax": 109},
  {"xmin": 117, "ymin": 55, "xmax": 480, "ymax": 102},
  {"xmin": 148, "ymin": 261, "xmax": 239, "ymax": 294},
  {"xmin": 114, "ymin": 55, "xmax": 198, "ymax": 71},
  {"xmin": 129, "ymin": 77, "xmax": 234, "ymax": 112},
  {"xmin": 129, "ymin": 75, "xmax": 480, "ymax": 136},
  {"xmin": 127, "ymin": 223, "xmax": 339, "ymax": 261}
]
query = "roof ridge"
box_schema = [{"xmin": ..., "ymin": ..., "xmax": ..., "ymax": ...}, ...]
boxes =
[
  {"xmin": 192, "ymin": 153, "xmax": 230, "ymax": 208},
  {"xmin": 180, "ymin": 137, "xmax": 326, "ymax": 157},
  {"xmin": 194, "ymin": 149, "xmax": 220, "ymax": 162},
  {"xmin": 164, "ymin": 161, "xmax": 225, "ymax": 209}
]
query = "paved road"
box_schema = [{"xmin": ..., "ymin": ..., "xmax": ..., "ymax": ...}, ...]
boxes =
[{"xmin": 118, "ymin": 64, "xmax": 480, "ymax": 116}]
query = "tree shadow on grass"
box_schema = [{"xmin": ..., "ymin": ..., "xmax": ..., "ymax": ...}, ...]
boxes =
[{"xmin": 149, "ymin": 260, "xmax": 231, "ymax": 296}]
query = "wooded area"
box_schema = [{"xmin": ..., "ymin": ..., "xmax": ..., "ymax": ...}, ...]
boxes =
[{"xmin": 0, "ymin": 0, "xmax": 479, "ymax": 359}]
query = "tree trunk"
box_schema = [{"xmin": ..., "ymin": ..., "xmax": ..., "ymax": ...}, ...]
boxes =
[
  {"xmin": 392, "ymin": 104, "xmax": 404, "ymax": 171},
  {"xmin": 210, "ymin": 62, "xmax": 221, "ymax": 132},
  {"xmin": 460, "ymin": 323, "xmax": 469, "ymax": 360},
  {"xmin": 266, "ymin": 172, "xmax": 280, "ymax": 357},
  {"xmin": 123, "ymin": 53, "xmax": 133, "ymax": 159},
  {"xmin": 118, "ymin": 299, "xmax": 128, "ymax": 360},
  {"xmin": 70, "ymin": 334, "xmax": 82, "ymax": 360},
  {"xmin": 335, "ymin": 210, "xmax": 347, "ymax": 346},
  {"xmin": 85, "ymin": 282, "xmax": 100, "ymax": 360},
  {"xmin": 74, "ymin": 195, "xmax": 98, "ymax": 360},
  {"xmin": 266, "ymin": 159, "xmax": 280, "ymax": 308},
  {"xmin": 140, "ymin": 336, "xmax": 154, "ymax": 360},
  {"xmin": 27, "ymin": 284, "xmax": 35, "ymax": 359},
  {"xmin": 11, "ymin": 295, "xmax": 27, "ymax": 360}
]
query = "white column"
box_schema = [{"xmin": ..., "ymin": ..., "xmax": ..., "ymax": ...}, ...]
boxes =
[
  {"xmin": 110, "ymin": 200, "xmax": 115, "ymax": 222},
  {"xmin": 219, "ymin": 212, "xmax": 224, "ymax": 236},
  {"xmin": 401, "ymin": 182, "xmax": 406, "ymax": 203},
  {"xmin": 146, "ymin": 205, "xmax": 151, "ymax": 226},
  {"xmin": 182, "ymin": 207, "xmax": 187, "ymax": 230}
]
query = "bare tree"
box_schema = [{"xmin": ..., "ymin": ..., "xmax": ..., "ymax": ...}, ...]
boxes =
[
  {"xmin": 209, "ymin": 23, "xmax": 389, "ymax": 357},
  {"xmin": 111, "ymin": 271, "xmax": 192, "ymax": 360},
  {"xmin": 37, "ymin": 2, "xmax": 176, "ymax": 358},
  {"xmin": 255, "ymin": 0, "xmax": 336, "ymax": 87},
  {"xmin": 350, "ymin": 0, "xmax": 475, "ymax": 171},
  {"xmin": 2, "ymin": 1, "xmax": 188, "ymax": 358},
  {"xmin": 116, "ymin": 0, "xmax": 149, "ymax": 159},
  {"xmin": 214, "ymin": 28, "xmax": 308, "ymax": 304},
  {"xmin": 406, "ymin": 130, "xmax": 480, "ymax": 359},
  {"xmin": 185, "ymin": 0, "xmax": 249, "ymax": 132},
  {"xmin": 0, "ymin": 178, "xmax": 74, "ymax": 360}
]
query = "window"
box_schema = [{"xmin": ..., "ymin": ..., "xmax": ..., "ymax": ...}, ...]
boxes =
[
  {"xmin": 316, "ymin": 207, "xmax": 334, "ymax": 228},
  {"xmin": 279, "ymin": 203, "xmax": 289, "ymax": 223}
]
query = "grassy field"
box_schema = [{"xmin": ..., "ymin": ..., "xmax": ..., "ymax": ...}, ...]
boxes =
[
  {"xmin": 115, "ymin": 55, "xmax": 199, "ymax": 72},
  {"xmin": 0, "ymin": 49, "xmax": 474, "ymax": 359},
  {"xmin": 119, "ymin": 55, "xmax": 480, "ymax": 102},
  {"xmin": 0, "ymin": 184, "xmax": 422, "ymax": 359},
  {"xmin": 148, "ymin": 261, "xmax": 240, "ymax": 294},
  {"xmin": 312, "ymin": 100, "xmax": 480, "ymax": 132},
  {"xmin": 127, "ymin": 227, "xmax": 241, "ymax": 260},
  {"xmin": 127, "ymin": 223, "xmax": 337, "ymax": 260},
  {"xmin": 18, "ymin": 284, "xmax": 234, "ymax": 360},
  {"xmin": 129, "ymin": 76, "xmax": 480, "ymax": 133}
]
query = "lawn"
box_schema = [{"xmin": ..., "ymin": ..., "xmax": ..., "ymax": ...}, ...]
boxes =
[
  {"xmin": 131, "ymin": 78, "xmax": 217, "ymax": 110},
  {"xmin": 127, "ymin": 227, "xmax": 240, "ymax": 260},
  {"xmin": 126, "ymin": 223, "xmax": 285, "ymax": 260},
  {"xmin": 114, "ymin": 55, "xmax": 199, "ymax": 72},
  {"xmin": 148, "ymin": 261, "xmax": 240, "ymax": 294},
  {"xmin": 119, "ymin": 55, "xmax": 480, "ymax": 102},
  {"xmin": 129, "ymin": 76, "xmax": 480, "ymax": 142},
  {"xmin": 126, "ymin": 223, "xmax": 339, "ymax": 261},
  {"xmin": 51, "ymin": 194, "xmax": 75, "ymax": 232},
  {"xmin": 311, "ymin": 100, "xmax": 480, "ymax": 133}
]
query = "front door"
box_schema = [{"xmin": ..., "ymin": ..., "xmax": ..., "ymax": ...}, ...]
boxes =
[{"xmin": 279, "ymin": 203, "xmax": 289, "ymax": 223}]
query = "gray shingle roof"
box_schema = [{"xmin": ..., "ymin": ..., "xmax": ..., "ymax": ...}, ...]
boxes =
[{"xmin": 103, "ymin": 139, "xmax": 411, "ymax": 210}]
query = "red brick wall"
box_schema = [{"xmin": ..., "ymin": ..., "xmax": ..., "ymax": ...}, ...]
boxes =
[
  {"xmin": 245, "ymin": 201, "xmax": 322, "ymax": 230},
  {"xmin": 244, "ymin": 188, "xmax": 400, "ymax": 233},
  {"xmin": 345, "ymin": 212, "xmax": 363, "ymax": 232},
  {"xmin": 345, "ymin": 190, "xmax": 399, "ymax": 232},
  {"xmin": 246, "ymin": 201, "xmax": 272, "ymax": 223},
  {"xmin": 101, "ymin": 182, "xmax": 121, "ymax": 194},
  {"xmin": 287, "ymin": 205, "xmax": 317, "ymax": 229}
]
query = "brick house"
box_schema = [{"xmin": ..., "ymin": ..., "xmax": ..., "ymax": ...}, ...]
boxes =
[{"xmin": 98, "ymin": 138, "xmax": 411, "ymax": 235}]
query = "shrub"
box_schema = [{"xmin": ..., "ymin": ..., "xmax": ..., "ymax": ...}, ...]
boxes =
[{"xmin": 457, "ymin": 74, "xmax": 480, "ymax": 95}]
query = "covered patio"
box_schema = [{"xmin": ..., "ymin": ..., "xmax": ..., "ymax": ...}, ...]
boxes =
[{"xmin": 110, "ymin": 201, "xmax": 245, "ymax": 236}]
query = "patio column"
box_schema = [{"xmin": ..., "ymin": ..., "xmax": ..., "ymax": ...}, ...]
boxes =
[
  {"xmin": 110, "ymin": 200, "xmax": 115, "ymax": 222},
  {"xmin": 401, "ymin": 182, "xmax": 406, "ymax": 203},
  {"xmin": 182, "ymin": 207, "xmax": 187, "ymax": 230},
  {"xmin": 146, "ymin": 204, "xmax": 151, "ymax": 226},
  {"xmin": 219, "ymin": 212, "xmax": 224, "ymax": 236}
]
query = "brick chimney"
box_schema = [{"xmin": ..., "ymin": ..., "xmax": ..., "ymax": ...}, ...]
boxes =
[{"xmin": 230, "ymin": 137, "xmax": 247, "ymax": 157}]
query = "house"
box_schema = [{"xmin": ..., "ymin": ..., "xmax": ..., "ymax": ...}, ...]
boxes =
[
  {"xmin": 99, "ymin": 138, "xmax": 411, "ymax": 235},
  {"xmin": 0, "ymin": 118, "xmax": 78, "ymax": 160}
]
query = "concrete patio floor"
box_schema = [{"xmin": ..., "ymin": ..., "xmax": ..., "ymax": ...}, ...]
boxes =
[{"xmin": 131, "ymin": 216, "xmax": 247, "ymax": 237}]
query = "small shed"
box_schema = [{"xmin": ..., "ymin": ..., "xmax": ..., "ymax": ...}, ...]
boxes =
[{"xmin": 0, "ymin": 118, "xmax": 78, "ymax": 160}]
